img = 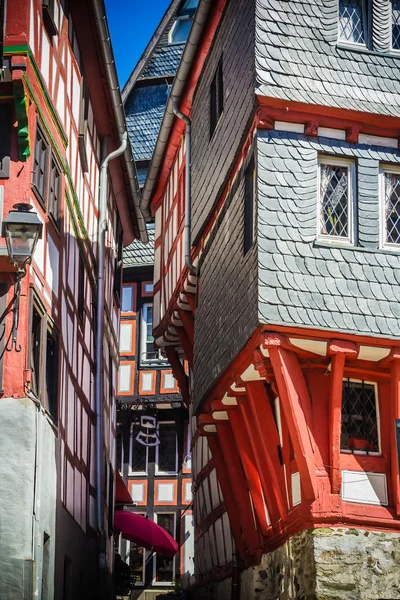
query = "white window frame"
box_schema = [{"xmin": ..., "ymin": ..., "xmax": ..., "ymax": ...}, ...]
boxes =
[
  {"xmin": 155, "ymin": 421, "xmax": 178, "ymax": 476},
  {"xmin": 152, "ymin": 512, "xmax": 176, "ymax": 585},
  {"xmin": 128, "ymin": 424, "xmax": 149, "ymax": 476},
  {"xmin": 340, "ymin": 378, "xmax": 381, "ymax": 456},
  {"xmin": 168, "ymin": 15, "xmax": 191, "ymax": 44},
  {"xmin": 317, "ymin": 155, "xmax": 355, "ymax": 245},
  {"xmin": 337, "ymin": 0, "xmax": 368, "ymax": 48},
  {"xmin": 379, "ymin": 163, "xmax": 400, "ymax": 249},
  {"xmin": 391, "ymin": 1, "xmax": 400, "ymax": 54},
  {"xmin": 140, "ymin": 303, "xmax": 154, "ymax": 363}
]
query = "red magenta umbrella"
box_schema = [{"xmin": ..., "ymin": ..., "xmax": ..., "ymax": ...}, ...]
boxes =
[{"xmin": 114, "ymin": 510, "xmax": 179, "ymax": 557}]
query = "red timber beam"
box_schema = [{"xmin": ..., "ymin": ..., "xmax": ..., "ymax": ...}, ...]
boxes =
[
  {"xmin": 198, "ymin": 417, "xmax": 247, "ymax": 560},
  {"xmin": 390, "ymin": 354, "xmax": 400, "ymax": 515},
  {"xmin": 327, "ymin": 340, "xmax": 358, "ymax": 494},
  {"xmin": 175, "ymin": 325, "xmax": 194, "ymax": 367},
  {"xmin": 178, "ymin": 308, "xmax": 194, "ymax": 345},
  {"xmin": 165, "ymin": 347, "xmax": 189, "ymax": 405},
  {"xmin": 212, "ymin": 401, "xmax": 271, "ymax": 537},
  {"xmin": 241, "ymin": 380, "xmax": 288, "ymax": 525},
  {"xmin": 262, "ymin": 334, "xmax": 318, "ymax": 502}
]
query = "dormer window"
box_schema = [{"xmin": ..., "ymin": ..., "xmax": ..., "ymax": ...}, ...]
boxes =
[
  {"xmin": 169, "ymin": 15, "xmax": 192, "ymax": 44},
  {"xmin": 338, "ymin": 0, "xmax": 367, "ymax": 45}
]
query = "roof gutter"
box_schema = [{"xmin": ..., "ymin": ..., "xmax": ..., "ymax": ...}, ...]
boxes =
[
  {"xmin": 91, "ymin": 0, "xmax": 148, "ymax": 244},
  {"xmin": 140, "ymin": 0, "xmax": 213, "ymax": 219}
]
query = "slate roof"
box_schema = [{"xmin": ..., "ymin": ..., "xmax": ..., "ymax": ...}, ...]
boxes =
[
  {"xmin": 256, "ymin": 0, "xmax": 400, "ymax": 116},
  {"xmin": 141, "ymin": 42, "xmax": 185, "ymax": 78},
  {"xmin": 124, "ymin": 226, "xmax": 155, "ymax": 267},
  {"xmin": 257, "ymin": 130, "xmax": 400, "ymax": 340},
  {"xmin": 125, "ymin": 84, "xmax": 170, "ymax": 161}
]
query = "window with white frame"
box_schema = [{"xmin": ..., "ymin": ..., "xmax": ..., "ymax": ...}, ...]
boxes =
[
  {"xmin": 140, "ymin": 303, "xmax": 156, "ymax": 361},
  {"xmin": 341, "ymin": 379, "xmax": 380, "ymax": 453},
  {"xmin": 155, "ymin": 422, "xmax": 178, "ymax": 474},
  {"xmin": 318, "ymin": 157, "xmax": 355, "ymax": 243},
  {"xmin": 338, "ymin": 0, "xmax": 367, "ymax": 45},
  {"xmin": 153, "ymin": 513, "xmax": 175, "ymax": 584},
  {"xmin": 127, "ymin": 538, "xmax": 145, "ymax": 586},
  {"xmin": 129, "ymin": 424, "xmax": 148, "ymax": 474},
  {"xmin": 392, "ymin": 0, "xmax": 400, "ymax": 50},
  {"xmin": 381, "ymin": 166, "xmax": 400, "ymax": 246}
]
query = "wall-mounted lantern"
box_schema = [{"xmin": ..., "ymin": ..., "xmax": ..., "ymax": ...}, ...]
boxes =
[{"xmin": 2, "ymin": 203, "xmax": 43, "ymax": 351}]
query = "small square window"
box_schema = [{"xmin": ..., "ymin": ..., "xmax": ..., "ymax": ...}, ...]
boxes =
[
  {"xmin": 341, "ymin": 379, "xmax": 379, "ymax": 453},
  {"xmin": 381, "ymin": 167, "xmax": 400, "ymax": 247},
  {"xmin": 318, "ymin": 157, "xmax": 355, "ymax": 244},
  {"xmin": 338, "ymin": 0, "xmax": 367, "ymax": 45}
]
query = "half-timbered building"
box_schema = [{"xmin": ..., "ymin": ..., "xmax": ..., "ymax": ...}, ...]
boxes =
[
  {"xmin": 141, "ymin": 0, "xmax": 400, "ymax": 598},
  {"xmin": 0, "ymin": 1, "xmax": 145, "ymax": 599},
  {"xmin": 116, "ymin": 3, "xmax": 197, "ymax": 597}
]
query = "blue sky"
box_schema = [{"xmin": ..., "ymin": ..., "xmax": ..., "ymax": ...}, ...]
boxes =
[{"xmin": 105, "ymin": 0, "xmax": 171, "ymax": 90}]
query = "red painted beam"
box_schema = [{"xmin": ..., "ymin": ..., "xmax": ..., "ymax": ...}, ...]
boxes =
[
  {"xmin": 328, "ymin": 353, "xmax": 346, "ymax": 494},
  {"xmin": 390, "ymin": 358, "xmax": 400, "ymax": 515},
  {"xmin": 175, "ymin": 326, "xmax": 194, "ymax": 367},
  {"xmin": 268, "ymin": 346, "xmax": 318, "ymax": 501},
  {"xmin": 216, "ymin": 421, "xmax": 263, "ymax": 555},
  {"xmin": 206, "ymin": 434, "xmax": 247, "ymax": 560},
  {"xmin": 178, "ymin": 309, "xmax": 194, "ymax": 345},
  {"xmin": 228, "ymin": 408, "xmax": 271, "ymax": 536},
  {"xmin": 165, "ymin": 347, "xmax": 189, "ymax": 406},
  {"xmin": 245, "ymin": 381, "xmax": 288, "ymax": 523}
]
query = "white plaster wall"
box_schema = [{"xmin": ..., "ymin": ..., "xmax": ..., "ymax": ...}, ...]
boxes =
[{"xmin": 0, "ymin": 397, "xmax": 57, "ymax": 599}]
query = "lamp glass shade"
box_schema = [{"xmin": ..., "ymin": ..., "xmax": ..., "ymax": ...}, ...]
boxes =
[{"xmin": 4, "ymin": 222, "xmax": 41, "ymax": 264}]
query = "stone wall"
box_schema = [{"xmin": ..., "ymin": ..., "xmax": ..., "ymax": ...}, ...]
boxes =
[{"xmin": 193, "ymin": 528, "xmax": 400, "ymax": 599}]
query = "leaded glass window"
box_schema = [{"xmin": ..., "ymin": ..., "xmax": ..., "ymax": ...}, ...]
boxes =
[
  {"xmin": 141, "ymin": 303, "xmax": 157, "ymax": 361},
  {"xmin": 341, "ymin": 380, "xmax": 379, "ymax": 453},
  {"xmin": 156, "ymin": 423, "xmax": 178, "ymax": 473},
  {"xmin": 392, "ymin": 1, "xmax": 400, "ymax": 49},
  {"xmin": 318, "ymin": 158, "xmax": 353, "ymax": 242},
  {"xmin": 339, "ymin": 0, "xmax": 366, "ymax": 44},
  {"xmin": 383, "ymin": 170, "xmax": 400, "ymax": 245},
  {"xmin": 129, "ymin": 425, "xmax": 148, "ymax": 473}
]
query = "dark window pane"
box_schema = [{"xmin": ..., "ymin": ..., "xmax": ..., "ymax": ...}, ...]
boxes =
[
  {"xmin": 384, "ymin": 172, "xmax": 400, "ymax": 244},
  {"xmin": 33, "ymin": 128, "xmax": 48, "ymax": 203},
  {"xmin": 31, "ymin": 307, "xmax": 42, "ymax": 396},
  {"xmin": 158, "ymin": 424, "xmax": 177, "ymax": 472},
  {"xmin": 130, "ymin": 426, "xmax": 147, "ymax": 472},
  {"xmin": 129, "ymin": 543, "xmax": 144, "ymax": 584},
  {"xmin": 341, "ymin": 380, "xmax": 379, "ymax": 452},
  {"xmin": 46, "ymin": 329, "xmax": 59, "ymax": 422},
  {"xmin": 49, "ymin": 156, "xmax": 61, "ymax": 224},
  {"xmin": 392, "ymin": 1, "xmax": 400, "ymax": 49},
  {"xmin": 155, "ymin": 514, "xmax": 174, "ymax": 582}
]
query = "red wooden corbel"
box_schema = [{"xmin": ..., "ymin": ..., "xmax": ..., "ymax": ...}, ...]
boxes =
[
  {"xmin": 165, "ymin": 347, "xmax": 189, "ymax": 405},
  {"xmin": 178, "ymin": 309, "xmax": 194, "ymax": 345},
  {"xmin": 175, "ymin": 326, "xmax": 193, "ymax": 367},
  {"xmin": 327, "ymin": 340, "xmax": 357, "ymax": 494},
  {"xmin": 267, "ymin": 345, "xmax": 318, "ymax": 502},
  {"xmin": 257, "ymin": 108, "xmax": 274, "ymax": 130},
  {"xmin": 346, "ymin": 125, "xmax": 361, "ymax": 144}
]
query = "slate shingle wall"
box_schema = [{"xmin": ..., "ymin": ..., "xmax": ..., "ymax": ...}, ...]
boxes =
[
  {"xmin": 192, "ymin": 172, "xmax": 258, "ymax": 412},
  {"xmin": 191, "ymin": 0, "xmax": 256, "ymax": 243},
  {"xmin": 258, "ymin": 130, "xmax": 400, "ymax": 338},
  {"xmin": 256, "ymin": 0, "xmax": 400, "ymax": 116}
]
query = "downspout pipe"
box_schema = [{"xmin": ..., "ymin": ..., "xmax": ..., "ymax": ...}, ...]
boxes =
[
  {"xmin": 91, "ymin": 0, "xmax": 148, "ymax": 244},
  {"xmin": 171, "ymin": 98, "xmax": 197, "ymax": 274},
  {"xmin": 95, "ymin": 133, "xmax": 127, "ymax": 585}
]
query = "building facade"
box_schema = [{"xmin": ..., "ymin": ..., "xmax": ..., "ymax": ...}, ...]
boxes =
[
  {"xmin": 141, "ymin": 0, "xmax": 400, "ymax": 598},
  {"xmin": 0, "ymin": 1, "xmax": 143, "ymax": 599},
  {"xmin": 117, "ymin": 232, "xmax": 194, "ymax": 598},
  {"xmin": 116, "ymin": 3, "xmax": 197, "ymax": 597}
]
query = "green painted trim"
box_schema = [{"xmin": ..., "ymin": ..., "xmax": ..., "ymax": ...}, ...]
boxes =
[
  {"xmin": 23, "ymin": 74, "xmax": 97, "ymax": 269},
  {"xmin": 13, "ymin": 80, "xmax": 30, "ymax": 161},
  {"xmin": 6, "ymin": 44, "xmax": 68, "ymax": 147}
]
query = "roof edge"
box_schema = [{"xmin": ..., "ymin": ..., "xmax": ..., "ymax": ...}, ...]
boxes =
[
  {"xmin": 140, "ymin": 0, "xmax": 213, "ymax": 218},
  {"xmin": 91, "ymin": 0, "xmax": 148, "ymax": 244},
  {"xmin": 121, "ymin": 0, "xmax": 182, "ymax": 103}
]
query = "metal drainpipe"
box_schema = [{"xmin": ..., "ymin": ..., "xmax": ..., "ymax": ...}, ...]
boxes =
[
  {"xmin": 171, "ymin": 98, "xmax": 197, "ymax": 274},
  {"xmin": 95, "ymin": 133, "xmax": 127, "ymax": 590}
]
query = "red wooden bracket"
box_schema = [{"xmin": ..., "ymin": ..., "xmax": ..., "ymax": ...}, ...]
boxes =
[
  {"xmin": 328, "ymin": 353, "xmax": 346, "ymax": 494},
  {"xmin": 178, "ymin": 309, "xmax": 195, "ymax": 345},
  {"xmin": 175, "ymin": 326, "xmax": 194, "ymax": 367},
  {"xmin": 391, "ymin": 359, "xmax": 400, "ymax": 516},
  {"xmin": 229, "ymin": 408, "xmax": 271, "ymax": 536},
  {"xmin": 165, "ymin": 347, "xmax": 189, "ymax": 405},
  {"xmin": 268, "ymin": 346, "xmax": 318, "ymax": 501},
  {"xmin": 216, "ymin": 421, "xmax": 263, "ymax": 554},
  {"xmin": 206, "ymin": 434, "xmax": 247, "ymax": 559}
]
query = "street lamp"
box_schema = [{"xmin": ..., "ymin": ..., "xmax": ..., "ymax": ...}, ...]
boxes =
[{"xmin": 2, "ymin": 203, "xmax": 43, "ymax": 351}]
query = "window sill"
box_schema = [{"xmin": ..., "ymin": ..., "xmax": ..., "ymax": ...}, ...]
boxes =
[
  {"xmin": 314, "ymin": 239, "xmax": 400, "ymax": 255},
  {"xmin": 154, "ymin": 472, "xmax": 178, "ymax": 477},
  {"xmin": 340, "ymin": 449, "xmax": 381, "ymax": 457},
  {"xmin": 336, "ymin": 42, "xmax": 400, "ymax": 60}
]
